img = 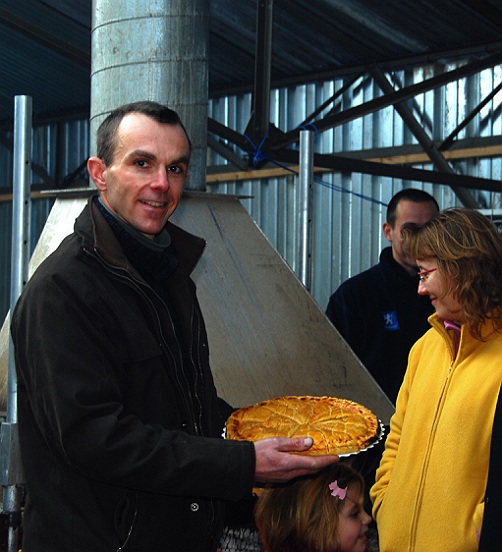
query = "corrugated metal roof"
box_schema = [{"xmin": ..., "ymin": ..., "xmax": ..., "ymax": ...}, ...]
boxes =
[
  {"xmin": 211, "ymin": 0, "xmax": 502, "ymax": 93},
  {"xmin": 1, "ymin": 0, "xmax": 501, "ymax": 122}
]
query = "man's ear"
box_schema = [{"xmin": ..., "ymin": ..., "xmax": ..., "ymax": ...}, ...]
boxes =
[
  {"xmin": 87, "ymin": 157, "xmax": 107, "ymax": 191},
  {"xmin": 382, "ymin": 221, "xmax": 393, "ymax": 243}
]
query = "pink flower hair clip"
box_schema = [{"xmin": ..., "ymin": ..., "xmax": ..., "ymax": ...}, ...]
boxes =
[{"xmin": 328, "ymin": 480, "xmax": 347, "ymax": 500}]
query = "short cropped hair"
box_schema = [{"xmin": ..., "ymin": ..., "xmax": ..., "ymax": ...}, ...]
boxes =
[
  {"xmin": 403, "ymin": 208, "xmax": 502, "ymax": 337},
  {"xmin": 387, "ymin": 189, "xmax": 439, "ymax": 227},
  {"xmin": 95, "ymin": 101, "xmax": 191, "ymax": 166}
]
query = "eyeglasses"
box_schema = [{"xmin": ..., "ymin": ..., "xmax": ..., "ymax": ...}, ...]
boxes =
[{"xmin": 417, "ymin": 268, "xmax": 437, "ymax": 282}]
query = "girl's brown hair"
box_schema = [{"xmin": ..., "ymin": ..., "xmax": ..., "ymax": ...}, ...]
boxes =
[
  {"xmin": 402, "ymin": 208, "xmax": 502, "ymax": 338},
  {"xmin": 255, "ymin": 462, "xmax": 363, "ymax": 552}
]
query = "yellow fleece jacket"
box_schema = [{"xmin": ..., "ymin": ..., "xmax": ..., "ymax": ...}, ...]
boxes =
[{"xmin": 371, "ymin": 314, "xmax": 501, "ymax": 552}]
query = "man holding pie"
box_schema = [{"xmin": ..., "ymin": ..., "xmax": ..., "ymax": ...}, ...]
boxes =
[{"xmin": 10, "ymin": 101, "xmax": 339, "ymax": 552}]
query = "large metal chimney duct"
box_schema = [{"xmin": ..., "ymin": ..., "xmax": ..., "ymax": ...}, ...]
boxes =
[{"xmin": 90, "ymin": 0, "xmax": 209, "ymax": 190}]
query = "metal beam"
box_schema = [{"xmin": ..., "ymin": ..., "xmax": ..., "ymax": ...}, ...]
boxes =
[
  {"xmin": 207, "ymin": 135, "xmax": 249, "ymax": 171},
  {"xmin": 300, "ymin": 72, "xmax": 364, "ymax": 126},
  {"xmin": 369, "ymin": 66, "xmax": 478, "ymax": 208},
  {"xmin": 338, "ymin": 135, "xmax": 502, "ymax": 164},
  {"xmin": 207, "ymin": 112, "xmax": 502, "ymax": 192},
  {"xmin": 205, "ymin": 50, "xmax": 502, "ymax": 198},
  {"xmin": 440, "ymin": 80, "xmax": 502, "ymax": 151},
  {"xmin": 271, "ymin": 148, "xmax": 502, "ymax": 192},
  {"xmin": 268, "ymin": 52, "xmax": 502, "ymax": 151},
  {"xmin": 208, "ymin": 117, "xmax": 252, "ymax": 152}
]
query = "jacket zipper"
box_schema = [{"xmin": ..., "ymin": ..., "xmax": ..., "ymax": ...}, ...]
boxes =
[
  {"xmin": 187, "ymin": 299, "xmax": 205, "ymax": 433},
  {"xmin": 84, "ymin": 247, "xmax": 200, "ymax": 435},
  {"xmin": 115, "ymin": 504, "xmax": 138, "ymax": 552},
  {"xmin": 409, "ymin": 330, "xmax": 457, "ymax": 549}
]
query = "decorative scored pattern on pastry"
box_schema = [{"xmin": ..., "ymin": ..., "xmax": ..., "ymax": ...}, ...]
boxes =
[{"xmin": 225, "ymin": 395, "xmax": 380, "ymax": 456}]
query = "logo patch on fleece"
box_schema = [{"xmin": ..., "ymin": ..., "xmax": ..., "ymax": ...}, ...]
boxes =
[{"xmin": 383, "ymin": 311, "xmax": 400, "ymax": 331}]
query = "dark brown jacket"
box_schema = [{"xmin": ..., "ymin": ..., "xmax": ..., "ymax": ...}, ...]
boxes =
[{"xmin": 11, "ymin": 197, "xmax": 255, "ymax": 552}]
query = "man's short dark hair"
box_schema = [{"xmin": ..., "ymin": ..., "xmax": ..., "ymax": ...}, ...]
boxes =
[
  {"xmin": 96, "ymin": 101, "xmax": 191, "ymax": 166},
  {"xmin": 386, "ymin": 188, "xmax": 439, "ymax": 227}
]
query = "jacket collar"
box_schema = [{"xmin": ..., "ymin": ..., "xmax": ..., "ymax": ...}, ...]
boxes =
[
  {"xmin": 75, "ymin": 195, "xmax": 206, "ymax": 276},
  {"xmin": 429, "ymin": 312, "xmax": 501, "ymax": 342}
]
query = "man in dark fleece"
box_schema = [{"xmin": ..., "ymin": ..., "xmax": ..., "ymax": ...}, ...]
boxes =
[{"xmin": 326, "ymin": 188, "xmax": 439, "ymax": 404}]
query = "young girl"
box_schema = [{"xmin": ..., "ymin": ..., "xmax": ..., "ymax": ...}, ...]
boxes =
[{"xmin": 255, "ymin": 462, "xmax": 372, "ymax": 552}]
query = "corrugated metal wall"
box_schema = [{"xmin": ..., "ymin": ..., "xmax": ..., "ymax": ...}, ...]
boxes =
[
  {"xmin": 1, "ymin": 63, "xmax": 501, "ymax": 321},
  {"xmin": 207, "ymin": 64, "xmax": 501, "ymax": 310},
  {"xmin": 1, "ymin": 119, "xmax": 88, "ymax": 321}
]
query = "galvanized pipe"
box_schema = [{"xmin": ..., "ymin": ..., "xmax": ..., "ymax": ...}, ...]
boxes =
[
  {"xmin": 7, "ymin": 95, "xmax": 32, "ymax": 425},
  {"xmin": 90, "ymin": 0, "xmax": 209, "ymax": 190},
  {"xmin": 3, "ymin": 94, "xmax": 32, "ymax": 552},
  {"xmin": 298, "ymin": 129, "xmax": 314, "ymax": 290}
]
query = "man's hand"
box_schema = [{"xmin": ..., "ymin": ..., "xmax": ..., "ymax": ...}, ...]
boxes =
[{"xmin": 254, "ymin": 436, "xmax": 339, "ymax": 483}]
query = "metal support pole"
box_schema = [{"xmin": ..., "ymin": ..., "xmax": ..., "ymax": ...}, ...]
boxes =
[
  {"xmin": 2, "ymin": 95, "xmax": 32, "ymax": 552},
  {"xmin": 249, "ymin": 0, "xmax": 273, "ymax": 140},
  {"xmin": 298, "ymin": 130, "xmax": 314, "ymax": 290}
]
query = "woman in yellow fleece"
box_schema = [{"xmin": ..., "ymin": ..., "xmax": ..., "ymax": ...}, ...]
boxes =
[{"xmin": 371, "ymin": 208, "xmax": 502, "ymax": 552}]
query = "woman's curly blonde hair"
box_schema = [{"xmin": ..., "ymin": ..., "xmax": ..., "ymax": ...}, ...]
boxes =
[{"xmin": 402, "ymin": 208, "xmax": 502, "ymax": 339}]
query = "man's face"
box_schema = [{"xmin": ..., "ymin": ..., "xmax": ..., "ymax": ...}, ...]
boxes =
[
  {"xmin": 89, "ymin": 113, "xmax": 190, "ymax": 239},
  {"xmin": 383, "ymin": 199, "xmax": 438, "ymax": 275}
]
